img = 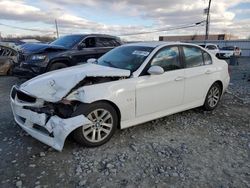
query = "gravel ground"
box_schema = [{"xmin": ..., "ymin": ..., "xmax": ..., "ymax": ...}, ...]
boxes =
[{"xmin": 0, "ymin": 58, "xmax": 249, "ymax": 188}]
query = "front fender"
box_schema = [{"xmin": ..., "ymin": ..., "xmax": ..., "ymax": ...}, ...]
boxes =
[{"xmin": 65, "ymin": 79, "xmax": 136, "ymax": 121}]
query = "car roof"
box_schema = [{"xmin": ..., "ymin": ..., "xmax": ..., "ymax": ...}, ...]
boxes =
[
  {"xmin": 123, "ymin": 41, "xmax": 202, "ymax": 48},
  {"xmin": 62, "ymin": 34, "xmax": 119, "ymax": 39},
  {"xmin": 124, "ymin": 41, "xmax": 178, "ymax": 48}
]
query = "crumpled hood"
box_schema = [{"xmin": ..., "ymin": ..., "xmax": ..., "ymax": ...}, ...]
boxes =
[
  {"xmin": 19, "ymin": 63, "xmax": 130, "ymax": 102},
  {"xmin": 20, "ymin": 43, "xmax": 67, "ymax": 54}
]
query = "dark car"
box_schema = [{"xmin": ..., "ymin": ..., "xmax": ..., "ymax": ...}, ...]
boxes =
[{"xmin": 13, "ymin": 34, "xmax": 122, "ymax": 78}]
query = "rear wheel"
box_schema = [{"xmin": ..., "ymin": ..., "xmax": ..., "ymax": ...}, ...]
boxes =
[
  {"xmin": 48, "ymin": 62, "xmax": 67, "ymax": 71},
  {"xmin": 73, "ymin": 102, "xmax": 118, "ymax": 147},
  {"xmin": 203, "ymin": 82, "xmax": 222, "ymax": 111}
]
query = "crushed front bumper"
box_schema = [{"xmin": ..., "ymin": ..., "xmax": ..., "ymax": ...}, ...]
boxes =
[{"xmin": 10, "ymin": 86, "xmax": 91, "ymax": 151}]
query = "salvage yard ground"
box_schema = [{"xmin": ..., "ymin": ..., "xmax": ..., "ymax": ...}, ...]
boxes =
[{"xmin": 0, "ymin": 58, "xmax": 250, "ymax": 188}]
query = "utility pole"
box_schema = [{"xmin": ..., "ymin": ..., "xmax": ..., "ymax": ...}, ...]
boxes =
[
  {"xmin": 55, "ymin": 19, "xmax": 59, "ymax": 38},
  {"xmin": 205, "ymin": 0, "xmax": 212, "ymax": 40}
]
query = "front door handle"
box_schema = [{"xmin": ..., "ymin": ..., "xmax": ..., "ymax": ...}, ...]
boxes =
[{"xmin": 175, "ymin": 76, "xmax": 185, "ymax": 81}]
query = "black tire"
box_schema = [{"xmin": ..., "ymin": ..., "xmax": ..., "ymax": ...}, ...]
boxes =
[
  {"xmin": 72, "ymin": 102, "xmax": 118, "ymax": 147},
  {"xmin": 48, "ymin": 62, "xmax": 67, "ymax": 71},
  {"xmin": 7, "ymin": 67, "xmax": 13, "ymax": 76},
  {"xmin": 203, "ymin": 82, "xmax": 222, "ymax": 111}
]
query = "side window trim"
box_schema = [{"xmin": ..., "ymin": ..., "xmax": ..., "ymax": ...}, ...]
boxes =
[
  {"xmin": 202, "ymin": 51, "xmax": 213, "ymax": 65},
  {"xmin": 181, "ymin": 45, "xmax": 212, "ymax": 68},
  {"xmin": 139, "ymin": 45, "xmax": 183, "ymax": 76}
]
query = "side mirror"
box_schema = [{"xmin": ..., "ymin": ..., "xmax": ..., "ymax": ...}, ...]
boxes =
[
  {"xmin": 147, "ymin": 66, "xmax": 164, "ymax": 75},
  {"xmin": 87, "ymin": 58, "xmax": 97, "ymax": 64},
  {"xmin": 77, "ymin": 43, "xmax": 86, "ymax": 50}
]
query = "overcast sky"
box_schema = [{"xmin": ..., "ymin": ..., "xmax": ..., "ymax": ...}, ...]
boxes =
[{"xmin": 0, "ymin": 0, "xmax": 249, "ymax": 40}]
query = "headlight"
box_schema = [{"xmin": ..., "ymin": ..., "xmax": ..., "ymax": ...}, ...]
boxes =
[{"xmin": 30, "ymin": 55, "xmax": 47, "ymax": 61}]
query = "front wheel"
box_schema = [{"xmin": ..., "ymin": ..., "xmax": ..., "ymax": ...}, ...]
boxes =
[
  {"xmin": 203, "ymin": 83, "xmax": 222, "ymax": 111},
  {"xmin": 72, "ymin": 102, "xmax": 118, "ymax": 147},
  {"xmin": 48, "ymin": 62, "xmax": 67, "ymax": 71}
]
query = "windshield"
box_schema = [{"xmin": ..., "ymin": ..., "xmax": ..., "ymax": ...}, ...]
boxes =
[
  {"xmin": 97, "ymin": 45, "xmax": 153, "ymax": 72},
  {"xmin": 51, "ymin": 35, "xmax": 84, "ymax": 49}
]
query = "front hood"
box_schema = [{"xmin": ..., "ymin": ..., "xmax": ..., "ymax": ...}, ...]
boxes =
[
  {"xmin": 20, "ymin": 43, "xmax": 67, "ymax": 54},
  {"xmin": 19, "ymin": 63, "xmax": 130, "ymax": 102}
]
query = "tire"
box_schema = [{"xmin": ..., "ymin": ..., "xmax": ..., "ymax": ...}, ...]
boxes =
[
  {"xmin": 203, "ymin": 82, "xmax": 222, "ymax": 111},
  {"xmin": 72, "ymin": 102, "xmax": 118, "ymax": 147},
  {"xmin": 48, "ymin": 62, "xmax": 67, "ymax": 71}
]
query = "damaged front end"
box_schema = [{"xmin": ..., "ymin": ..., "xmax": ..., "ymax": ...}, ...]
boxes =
[
  {"xmin": 10, "ymin": 86, "xmax": 91, "ymax": 151},
  {"xmin": 10, "ymin": 63, "xmax": 131, "ymax": 150}
]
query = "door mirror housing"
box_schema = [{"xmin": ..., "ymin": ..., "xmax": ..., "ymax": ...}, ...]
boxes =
[
  {"xmin": 87, "ymin": 58, "xmax": 97, "ymax": 64},
  {"xmin": 77, "ymin": 43, "xmax": 86, "ymax": 50},
  {"xmin": 147, "ymin": 66, "xmax": 164, "ymax": 75}
]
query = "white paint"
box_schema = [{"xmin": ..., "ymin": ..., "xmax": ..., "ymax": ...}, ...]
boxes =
[
  {"xmin": 10, "ymin": 92, "xmax": 91, "ymax": 151},
  {"xmin": 20, "ymin": 63, "xmax": 130, "ymax": 102},
  {"xmin": 10, "ymin": 42, "xmax": 230, "ymax": 151}
]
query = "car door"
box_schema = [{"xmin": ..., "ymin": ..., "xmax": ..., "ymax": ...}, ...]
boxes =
[
  {"xmin": 182, "ymin": 45, "xmax": 216, "ymax": 105},
  {"xmin": 72, "ymin": 37, "xmax": 99, "ymax": 64},
  {"xmin": 95, "ymin": 37, "xmax": 115, "ymax": 58},
  {"xmin": 136, "ymin": 46, "xmax": 185, "ymax": 117}
]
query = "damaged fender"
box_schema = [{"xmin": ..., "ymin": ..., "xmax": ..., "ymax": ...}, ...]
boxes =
[{"xmin": 10, "ymin": 91, "xmax": 92, "ymax": 151}]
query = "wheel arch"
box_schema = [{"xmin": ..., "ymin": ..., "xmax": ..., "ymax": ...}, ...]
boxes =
[
  {"xmin": 203, "ymin": 80, "xmax": 224, "ymax": 105},
  {"xmin": 92, "ymin": 99, "xmax": 122, "ymax": 129},
  {"xmin": 46, "ymin": 58, "xmax": 71, "ymax": 71},
  {"xmin": 213, "ymin": 80, "xmax": 223, "ymax": 92}
]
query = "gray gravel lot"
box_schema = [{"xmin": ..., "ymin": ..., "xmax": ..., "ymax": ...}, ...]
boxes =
[{"xmin": 0, "ymin": 58, "xmax": 250, "ymax": 188}]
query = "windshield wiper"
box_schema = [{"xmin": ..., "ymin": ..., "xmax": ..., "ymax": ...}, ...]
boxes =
[{"xmin": 103, "ymin": 60, "xmax": 117, "ymax": 68}]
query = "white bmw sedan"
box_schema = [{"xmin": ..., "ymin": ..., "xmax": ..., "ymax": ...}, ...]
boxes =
[{"xmin": 10, "ymin": 42, "xmax": 230, "ymax": 151}]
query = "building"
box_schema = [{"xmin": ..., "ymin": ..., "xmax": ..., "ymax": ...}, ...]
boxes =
[{"xmin": 159, "ymin": 34, "xmax": 239, "ymax": 41}]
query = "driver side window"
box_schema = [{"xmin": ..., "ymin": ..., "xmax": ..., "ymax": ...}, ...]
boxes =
[
  {"xmin": 151, "ymin": 46, "xmax": 181, "ymax": 71},
  {"xmin": 83, "ymin": 37, "xmax": 96, "ymax": 48}
]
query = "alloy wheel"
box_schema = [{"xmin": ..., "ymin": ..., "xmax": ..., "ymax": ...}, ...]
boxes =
[
  {"xmin": 82, "ymin": 109, "xmax": 113, "ymax": 143},
  {"xmin": 207, "ymin": 86, "xmax": 220, "ymax": 108}
]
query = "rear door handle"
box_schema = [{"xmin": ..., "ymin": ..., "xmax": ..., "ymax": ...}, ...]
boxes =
[
  {"xmin": 175, "ymin": 76, "xmax": 185, "ymax": 81},
  {"xmin": 205, "ymin": 70, "xmax": 213, "ymax": 74}
]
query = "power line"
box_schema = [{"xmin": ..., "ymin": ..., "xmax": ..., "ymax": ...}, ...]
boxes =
[
  {"xmin": 0, "ymin": 20, "xmax": 206, "ymax": 37},
  {"xmin": 0, "ymin": 22, "xmax": 54, "ymax": 33},
  {"xmin": 118, "ymin": 21, "xmax": 206, "ymax": 36}
]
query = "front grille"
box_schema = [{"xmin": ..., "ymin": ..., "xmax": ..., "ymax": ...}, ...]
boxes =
[
  {"xmin": 16, "ymin": 90, "xmax": 36, "ymax": 103},
  {"xmin": 17, "ymin": 51, "xmax": 28, "ymax": 62}
]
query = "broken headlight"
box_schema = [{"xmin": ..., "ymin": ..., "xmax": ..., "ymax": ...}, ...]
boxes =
[{"xmin": 30, "ymin": 54, "xmax": 47, "ymax": 61}]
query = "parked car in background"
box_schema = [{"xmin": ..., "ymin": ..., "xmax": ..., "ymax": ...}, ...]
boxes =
[
  {"xmin": 10, "ymin": 42, "xmax": 230, "ymax": 151},
  {"xmin": 0, "ymin": 44, "xmax": 19, "ymax": 75},
  {"xmin": 199, "ymin": 43, "xmax": 220, "ymax": 56},
  {"xmin": 12, "ymin": 34, "xmax": 122, "ymax": 78},
  {"xmin": 219, "ymin": 46, "xmax": 241, "ymax": 59},
  {"xmin": 199, "ymin": 44, "xmax": 241, "ymax": 59}
]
